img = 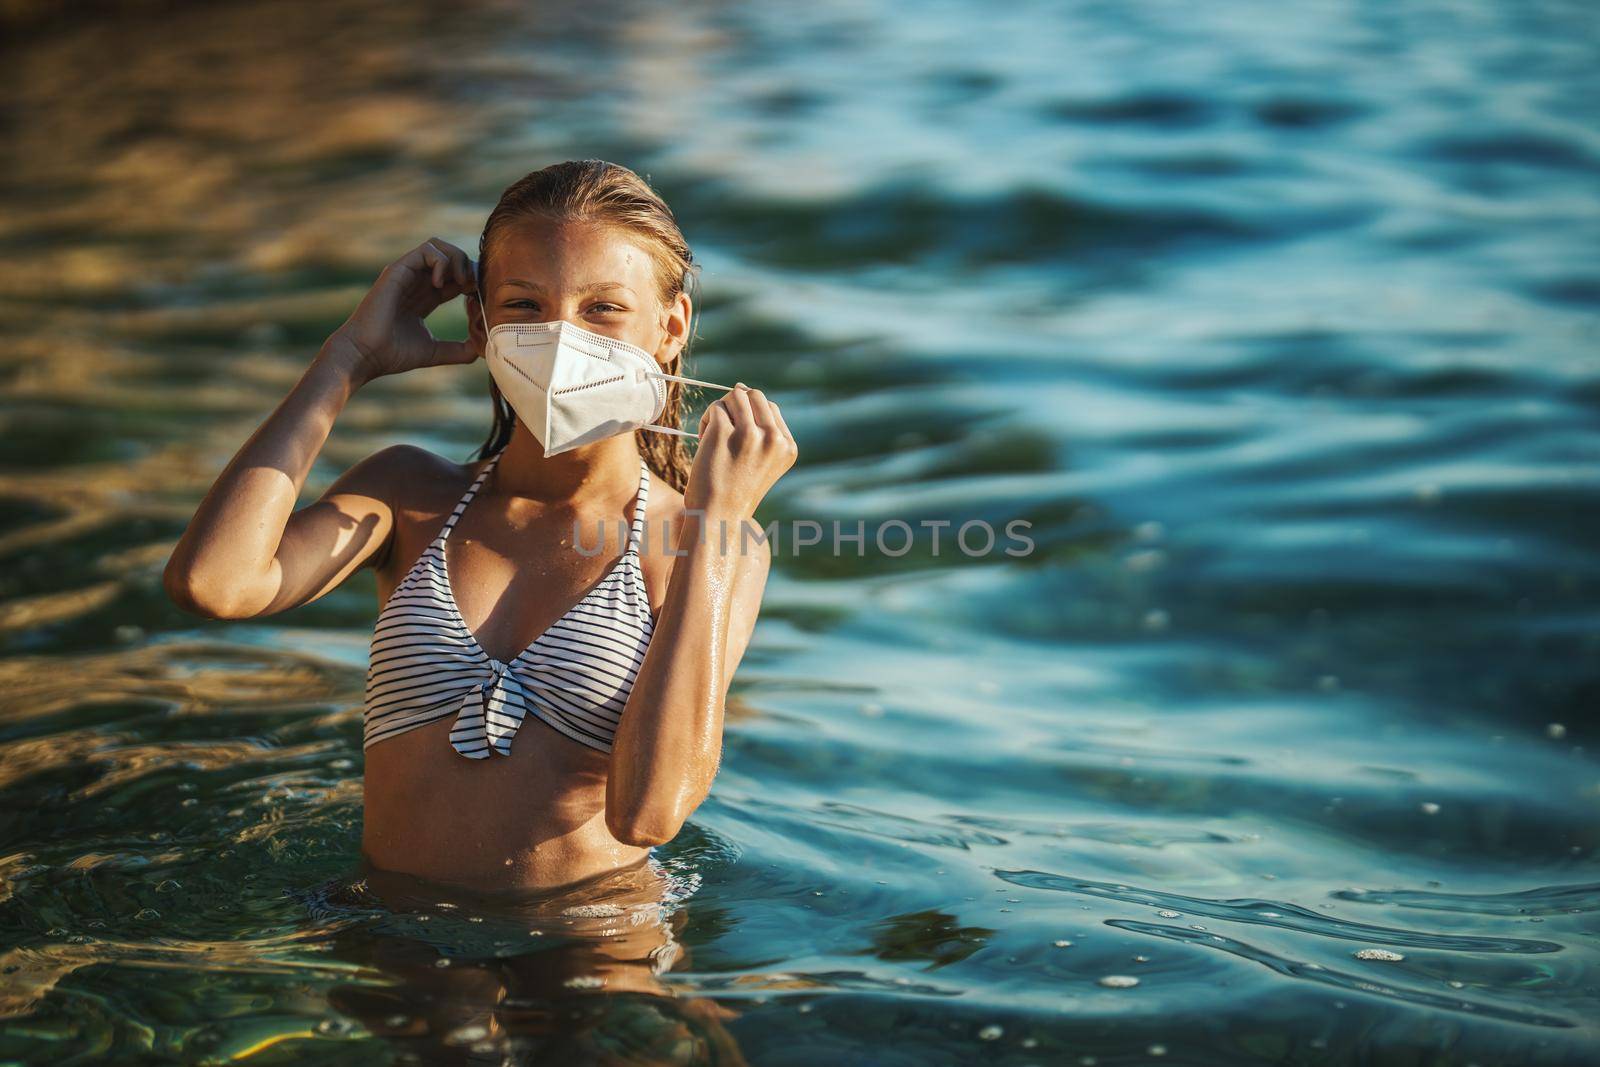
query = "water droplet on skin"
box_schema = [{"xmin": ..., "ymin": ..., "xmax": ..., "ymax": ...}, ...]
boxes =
[
  {"xmin": 1098, "ymin": 975, "xmax": 1139, "ymax": 988},
  {"xmin": 978, "ymin": 1025, "xmax": 1003, "ymax": 1040},
  {"xmin": 1354, "ymin": 948, "xmax": 1404, "ymax": 961}
]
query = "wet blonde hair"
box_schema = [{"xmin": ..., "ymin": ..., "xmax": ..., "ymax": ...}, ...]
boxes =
[{"xmin": 474, "ymin": 159, "xmax": 704, "ymax": 492}]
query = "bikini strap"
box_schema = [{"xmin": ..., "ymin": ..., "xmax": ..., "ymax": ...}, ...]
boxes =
[
  {"xmin": 627, "ymin": 456, "xmax": 650, "ymax": 555},
  {"xmin": 437, "ymin": 447, "xmax": 503, "ymax": 544}
]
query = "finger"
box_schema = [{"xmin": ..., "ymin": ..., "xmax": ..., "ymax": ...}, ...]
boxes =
[
  {"xmin": 431, "ymin": 339, "xmax": 476, "ymax": 366},
  {"xmin": 744, "ymin": 387, "xmax": 777, "ymax": 430},
  {"xmin": 699, "ymin": 401, "xmax": 731, "ymax": 437},
  {"xmin": 428, "ymin": 238, "xmax": 471, "ymax": 290},
  {"xmin": 722, "ymin": 384, "xmax": 754, "ymax": 430},
  {"xmin": 767, "ymin": 398, "xmax": 796, "ymax": 447},
  {"xmin": 420, "ymin": 241, "xmax": 448, "ymax": 288}
]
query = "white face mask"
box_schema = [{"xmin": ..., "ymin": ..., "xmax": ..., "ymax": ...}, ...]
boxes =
[{"xmin": 478, "ymin": 298, "xmax": 733, "ymax": 457}]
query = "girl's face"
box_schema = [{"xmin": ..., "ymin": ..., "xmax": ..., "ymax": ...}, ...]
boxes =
[{"xmin": 472, "ymin": 215, "xmax": 690, "ymax": 367}]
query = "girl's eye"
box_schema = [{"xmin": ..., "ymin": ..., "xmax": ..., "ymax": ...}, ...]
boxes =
[{"xmin": 505, "ymin": 300, "xmax": 623, "ymax": 313}]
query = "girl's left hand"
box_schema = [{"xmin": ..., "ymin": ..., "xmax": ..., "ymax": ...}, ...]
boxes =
[{"xmin": 682, "ymin": 384, "xmax": 798, "ymax": 519}]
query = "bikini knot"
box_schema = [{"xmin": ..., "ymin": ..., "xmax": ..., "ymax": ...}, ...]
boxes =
[{"xmin": 448, "ymin": 657, "xmax": 528, "ymax": 759}]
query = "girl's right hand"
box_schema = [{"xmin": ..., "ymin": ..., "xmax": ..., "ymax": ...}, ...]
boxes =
[{"xmin": 324, "ymin": 238, "xmax": 479, "ymax": 385}]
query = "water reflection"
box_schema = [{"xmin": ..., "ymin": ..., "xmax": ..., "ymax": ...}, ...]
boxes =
[
  {"xmin": 299, "ymin": 857, "xmax": 749, "ymax": 1064},
  {"xmin": 2, "ymin": 0, "xmax": 1598, "ymax": 1063}
]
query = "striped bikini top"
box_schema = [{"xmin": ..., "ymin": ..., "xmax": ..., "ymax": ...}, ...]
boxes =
[{"xmin": 364, "ymin": 447, "xmax": 655, "ymax": 759}]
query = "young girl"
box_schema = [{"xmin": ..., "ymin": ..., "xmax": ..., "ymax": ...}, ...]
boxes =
[{"xmin": 164, "ymin": 160, "xmax": 796, "ymax": 895}]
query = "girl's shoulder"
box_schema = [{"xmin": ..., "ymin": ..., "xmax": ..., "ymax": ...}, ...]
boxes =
[{"xmin": 358, "ymin": 443, "xmax": 486, "ymax": 571}]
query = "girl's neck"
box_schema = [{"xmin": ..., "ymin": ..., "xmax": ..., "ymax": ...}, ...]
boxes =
[{"xmin": 485, "ymin": 425, "xmax": 643, "ymax": 507}]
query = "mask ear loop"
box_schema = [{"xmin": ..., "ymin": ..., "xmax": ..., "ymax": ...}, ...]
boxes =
[{"xmin": 641, "ymin": 369, "xmax": 736, "ymax": 439}]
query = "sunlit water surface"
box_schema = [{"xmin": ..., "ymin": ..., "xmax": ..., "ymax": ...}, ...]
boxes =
[{"xmin": 0, "ymin": 0, "xmax": 1597, "ymax": 1063}]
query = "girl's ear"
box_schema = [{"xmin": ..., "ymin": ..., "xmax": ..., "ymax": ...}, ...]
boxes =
[
  {"xmin": 468, "ymin": 291, "xmax": 489, "ymax": 356},
  {"xmin": 654, "ymin": 290, "xmax": 692, "ymax": 367}
]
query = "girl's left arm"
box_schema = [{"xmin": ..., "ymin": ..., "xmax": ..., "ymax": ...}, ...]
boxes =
[{"xmin": 605, "ymin": 385, "xmax": 797, "ymax": 846}]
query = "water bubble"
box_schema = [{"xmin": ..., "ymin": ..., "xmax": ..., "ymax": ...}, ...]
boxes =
[
  {"xmin": 562, "ymin": 976, "xmax": 604, "ymax": 989},
  {"xmin": 978, "ymin": 1024, "xmax": 1003, "ymax": 1040},
  {"xmin": 155, "ymin": 879, "xmax": 182, "ymax": 893},
  {"xmin": 133, "ymin": 908, "xmax": 160, "ymax": 921},
  {"xmin": 860, "ymin": 702, "xmax": 884, "ymax": 717},
  {"xmin": 1125, "ymin": 549, "xmax": 1165, "ymax": 574},
  {"xmin": 1419, "ymin": 802, "xmax": 1440, "ymax": 815},
  {"xmin": 1156, "ymin": 910, "xmax": 1182, "ymax": 919},
  {"xmin": 1142, "ymin": 609, "xmax": 1170, "ymax": 633},
  {"xmin": 1133, "ymin": 955, "xmax": 1150, "ymax": 963},
  {"xmin": 434, "ymin": 958, "xmax": 451, "ymax": 968},
  {"xmin": 1052, "ymin": 939, "xmax": 1073, "ymax": 948},
  {"xmin": 1097, "ymin": 975, "xmax": 1139, "ymax": 988},
  {"xmin": 1547, "ymin": 723, "xmax": 1567, "ymax": 740},
  {"xmin": 1316, "ymin": 675, "xmax": 1340, "ymax": 692},
  {"xmin": 1354, "ymin": 948, "xmax": 1404, "ymax": 961},
  {"xmin": 1148, "ymin": 1044, "xmax": 1167, "ymax": 1056},
  {"xmin": 1414, "ymin": 482, "xmax": 1442, "ymax": 504},
  {"xmin": 384, "ymin": 1014, "xmax": 411, "ymax": 1029}
]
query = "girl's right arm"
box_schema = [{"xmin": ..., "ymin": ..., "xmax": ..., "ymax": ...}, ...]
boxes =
[{"xmin": 163, "ymin": 238, "xmax": 479, "ymax": 620}]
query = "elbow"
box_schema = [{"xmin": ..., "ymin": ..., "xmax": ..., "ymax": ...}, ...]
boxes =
[
  {"xmin": 162, "ymin": 559, "xmax": 251, "ymax": 620},
  {"xmin": 606, "ymin": 808, "xmax": 683, "ymax": 848}
]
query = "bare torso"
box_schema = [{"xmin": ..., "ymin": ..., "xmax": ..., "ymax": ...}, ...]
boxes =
[{"xmin": 360, "ymin": 448, "xmax": 681, "ymax": 892}]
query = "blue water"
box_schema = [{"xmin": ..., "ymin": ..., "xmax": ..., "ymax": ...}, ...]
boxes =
[{"xmin": 0, "ymin": 0, "xmax": 1596, "ymax": 1062}]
